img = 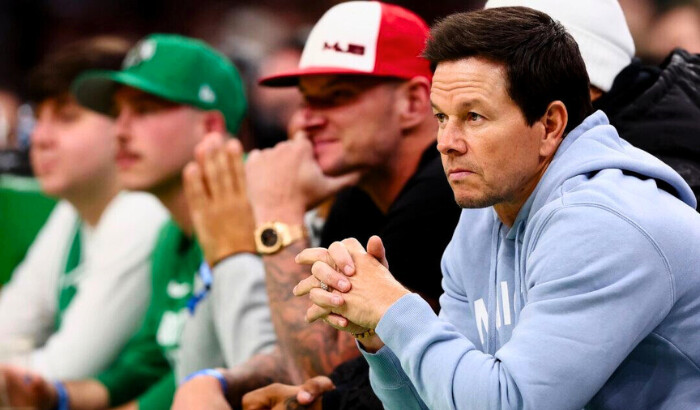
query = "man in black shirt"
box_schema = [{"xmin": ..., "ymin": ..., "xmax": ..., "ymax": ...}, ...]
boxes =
[{"xmin": 172, "ymin": 2, "xmax": 460, "ymax": 409}]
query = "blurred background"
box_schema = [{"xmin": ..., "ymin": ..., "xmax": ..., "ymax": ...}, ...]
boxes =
[
  {"xmin": 0, "ymin": 0, "xmax": 698, "ymax": 284},
  {"xmin": 0, "ymin": 0, "xmax": 699, "ymax": 153}
]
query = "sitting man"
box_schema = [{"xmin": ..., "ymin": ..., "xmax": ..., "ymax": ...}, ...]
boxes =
[
  {"xmin": 0, "ymin": 34, "xmax": 275, "ymax": 410},
  {"xmin": 0, "ymin": 37, "xmax": 167, "ymax": 380},
  {"xmin": 295, "ymin": 6, "xmax": 700, "ymax": 410}
]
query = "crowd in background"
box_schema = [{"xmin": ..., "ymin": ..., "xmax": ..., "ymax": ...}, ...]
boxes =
[
  {"xmin": 0, "ymin": 0, "xmax": 698, "ymax": 409},
  {"xmin": 1, "ymin": 0, "xmax": 699, "ymax": 154}
]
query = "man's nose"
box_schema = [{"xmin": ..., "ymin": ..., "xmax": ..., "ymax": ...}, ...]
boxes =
[{"xmin": 437, "ymin": 121, "xmax": 467, "ymax": 155}]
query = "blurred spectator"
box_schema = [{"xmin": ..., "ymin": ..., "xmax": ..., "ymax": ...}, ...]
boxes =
[
  {"xmin": 619, "ymin": 0, "xmax": 657, "ymax": 57},
  {"xmin": 646, "ymin": 2, "xmax": 700, "ymax": 62},
  {"xmin": 0, "ymin": 91, "xmax": 20, "ymax": 149},
  {"xmin": 250, "ymin": 43, "xmax": 304, "ymax": 148},
  {"xmin": 0, "ymin": 36, "xmax": 168, "ymax": 381}
]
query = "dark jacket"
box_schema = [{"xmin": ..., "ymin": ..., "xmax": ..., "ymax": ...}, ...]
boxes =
[{"xmin": 594, "ymin": 48, "xmax": 700, "ymax": 209}]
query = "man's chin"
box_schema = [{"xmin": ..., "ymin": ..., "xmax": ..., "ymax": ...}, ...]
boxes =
[
  {"xmin": 117, "ymin": 175, "xmax": 151, "ymax": 192},
  {"xmin": 454, "ymin": 194, "xmax": 497, "ymax": 209}
]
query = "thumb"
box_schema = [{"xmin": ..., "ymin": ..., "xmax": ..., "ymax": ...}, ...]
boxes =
[
  {"xmin": 290, "ymin": 129, "xmax": 310, "ymax": 142},
  {"xmin": 297, "ymin": 376, "xmax": 335, "ymax": 405},
  {"xmin": 367, "ymin": 235, "xmax": 389, "ymax": 269}
]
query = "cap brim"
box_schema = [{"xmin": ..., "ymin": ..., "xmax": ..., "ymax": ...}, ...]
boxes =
[
  {"xmin": 72, "ymin": 70, "xmax": 183, "ymax": 116},
  {"xmin": 258, "ymin": 66, "xmax": 386, "ymax": 87}
]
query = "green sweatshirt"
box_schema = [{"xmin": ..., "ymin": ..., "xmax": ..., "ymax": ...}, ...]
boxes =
[{"xmin": 96, "ymin": 219, "xmax": 202, "ymax": 409}]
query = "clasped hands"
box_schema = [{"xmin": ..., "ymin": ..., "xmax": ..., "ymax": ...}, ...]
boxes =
[{"xmin": 293, "ymin": 236, "xmax": 411, "ymax": 352}]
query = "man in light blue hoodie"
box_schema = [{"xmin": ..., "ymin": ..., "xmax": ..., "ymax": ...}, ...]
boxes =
[{"xmin": 293, "ymin": 6, "xmax": 700, "ymax": 410}]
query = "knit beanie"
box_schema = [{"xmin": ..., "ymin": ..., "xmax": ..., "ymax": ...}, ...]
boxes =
[{"xmin": 484, "ymin": 0, "xmax": 635, "ymax": 92}]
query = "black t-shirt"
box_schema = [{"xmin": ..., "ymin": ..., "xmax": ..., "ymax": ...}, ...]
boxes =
[{"xmin": 320, "ymin": 145, "xmax": 461, "ymax": 409}]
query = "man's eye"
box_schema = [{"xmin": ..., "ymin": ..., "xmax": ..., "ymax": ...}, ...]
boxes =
[
  {"xmin": 467, "ymin": 112, "xmax": 483, "ymax": 122},
  {"xmin": 57, "ymin": 109, "xmax": 81, "ymax": 123},
  {"xmin": 331, "ymin": 90, "xmax": 354, "ymax": 100},
  {"xmin": 434, "ymin": 113, "xmax": 447, "ymax": 123},
  {"xmin": 133, "ymin": 102, "xmax": 158, "ymax": 114}
]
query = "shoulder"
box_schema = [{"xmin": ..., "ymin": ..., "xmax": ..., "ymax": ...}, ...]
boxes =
[
  {"xmin": 31, "ymin": 201, "xmax": 79, "ymax": 243},
  {"xmin": 94, "ymin": 192, "xmax": 169, "ymax": 239},
  {"xmin": 100, "ymin": 192, "xmax": 169, "ymax": 225}
]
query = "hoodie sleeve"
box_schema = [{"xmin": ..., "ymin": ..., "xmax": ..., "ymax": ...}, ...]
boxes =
[{"xmin": 365, "ymin": 205, "xmax": 674, "ymax": 409}]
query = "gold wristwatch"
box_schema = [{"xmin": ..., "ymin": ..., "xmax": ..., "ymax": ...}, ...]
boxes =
[{"xmin": 254, "ymin": 222, "xmax": 306, "ymax": 255}]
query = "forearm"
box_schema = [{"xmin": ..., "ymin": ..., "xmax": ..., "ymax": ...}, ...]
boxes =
[
  {"xmin": 263, "ymin": 240, "xmax": 359, "ymax": 381},
  {"xmin": 221, "ymin": 347, "xmax": 292, "ymax": 408},
  {"xmin": 63, "ymin": 380, "xmax": 111, "ymax": 410}
]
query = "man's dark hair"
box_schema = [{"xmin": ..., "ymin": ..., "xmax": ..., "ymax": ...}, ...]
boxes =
[
  {"xmin": 424, "ymin": 7, "xmax": 592, "ymax": 133},
  {"xmin": 28, "ymin": 36, "xmax": 131, "ymax": 104}
]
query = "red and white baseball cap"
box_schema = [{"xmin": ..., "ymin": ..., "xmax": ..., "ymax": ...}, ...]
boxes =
[{"xmin": 259, "ymin": 1, "xmax": 432, "ymax": 87}]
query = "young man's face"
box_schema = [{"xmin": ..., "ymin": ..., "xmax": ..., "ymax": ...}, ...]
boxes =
[
  {"xmin": 431, "ymin": 57, "xmax": 548, "ymax": 210},
  {"xmin": 296, "ymin": 75, "xmax": 404, "ymax": 177},
  {"xmin": 31, "ymin": 96, "xmax": 116, "ymax": 198},
  {"xmin": 113, "ymin": 87, "xmax": 205, "ymax": 194}
]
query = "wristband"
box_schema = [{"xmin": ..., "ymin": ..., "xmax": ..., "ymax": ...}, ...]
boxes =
[
  {"xmin": 52, "ymin": 381, "xmax": 69, "ymax": 410},
  {"xmin": 181, "ymin": 369, "xmax": 228, "ymax": 393}
]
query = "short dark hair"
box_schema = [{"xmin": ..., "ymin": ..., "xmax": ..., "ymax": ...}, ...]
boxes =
[
  {"xmin": 423, "ymin": 7, "xmax": 592, "ymax": 133},
  {"xmin": 28, "ymin": 36, "xmax": 131, "ymax": 104}
]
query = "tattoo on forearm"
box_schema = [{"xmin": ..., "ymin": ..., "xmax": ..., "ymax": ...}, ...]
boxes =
[{"xmin": 264, "ymin": 240, "xmax": 359, "ymax": 382}]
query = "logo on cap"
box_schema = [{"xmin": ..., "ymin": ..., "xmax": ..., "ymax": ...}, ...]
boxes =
[
  {"xmin": 198, "ymin": 84, "xmax": 216, "ymax": 103},
  {"xmin": 322, "ymin": 42, "xmax": 366, "ymax": 56},
  {"xmin": 123, "ymin": 39, "xmax": 157, "ymax": 69}
]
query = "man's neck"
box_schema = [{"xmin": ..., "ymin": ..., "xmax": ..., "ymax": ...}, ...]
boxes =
[
  {"xmin": 153, "ymin": 179, "xmax": 193, "ymax": 236},
  {"xmin": 360, "ymin": 130, "xmax": 434, "ymax": 214},
  {"xmin": 494, "ymin": 157, "xmax": 554, "ymax": 228},
  {"xmin": 66, "ymin": 178, "xmax": 121, "ymax": 227}
]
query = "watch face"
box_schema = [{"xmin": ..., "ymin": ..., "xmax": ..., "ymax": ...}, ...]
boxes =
[{"xmin": 261, "ymin": 228, "xmax": 279, "ymax": 247}]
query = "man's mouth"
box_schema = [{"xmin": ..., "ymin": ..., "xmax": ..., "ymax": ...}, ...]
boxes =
[
  {"xmin": 447, "ymin": 168, "xmax": 474, "ymax": 181},
  {"xmin": 311, "ymin": 138, "xmax": 339, "ymax": 153},
  {"xmin": 115, "ymin": 149, "xmax": 140, "ymax": 168}
]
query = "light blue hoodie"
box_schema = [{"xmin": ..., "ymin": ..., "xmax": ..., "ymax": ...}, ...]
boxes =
[{"xmin": 361, "ymin": 111, "xmax": 700, "ymax": 410}]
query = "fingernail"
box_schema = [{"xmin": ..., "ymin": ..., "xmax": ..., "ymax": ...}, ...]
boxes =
[
  {"xmin": 338, "ymin": 279, "xmax": 350, "ymax": 290},
  {"xmin": 292, "ymin": 285, "xmax": 298, "ymax": 294},
  {"xmin": 298, "ymin": 391, "xmax": 312, "ymax": 402},
  {"xmin": 344, "ymin": 265, "xmax": 354, "ymax": 275}
]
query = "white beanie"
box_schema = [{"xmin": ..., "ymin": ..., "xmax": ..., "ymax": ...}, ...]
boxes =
[{"xmin": 484, "ymin": 0, "xmax": 635, "ymax": 92}]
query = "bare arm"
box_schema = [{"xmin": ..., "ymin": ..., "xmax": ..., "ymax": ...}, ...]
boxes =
[
  {"xmin": 0, "ymin": 367, "xmax": 111, "ymax": 410},
  {"xmin": 262, "ymin": 241, "xmax": 359, "ymax": 382},
  {"xmin": 63, "ymin": 380, "xmax": 111, "ymax": 409},
  {"xmin": 173, "ymin": 347, "xmax": 293, "ymax": 410},
  {"xmin": 244, "ymin": 135, "xmax": 360, "ymax": 382}
]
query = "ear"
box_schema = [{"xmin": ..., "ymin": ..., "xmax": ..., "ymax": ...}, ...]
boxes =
[
  {"xmin": 202, "ymin": 110, "xmax": 227, "ymax": 134},
  {"xmin": 539, "ymin": 101, "xmax": 567, "ymax": 158},
  {"xmin": 396, "ymin": 77, "xmax": 432, "ymax": 131}
]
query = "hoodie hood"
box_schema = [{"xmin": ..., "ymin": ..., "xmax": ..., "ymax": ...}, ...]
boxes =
[{"xmin": 509, "ymin": 110, "xmax": 696, "ymax": 239}]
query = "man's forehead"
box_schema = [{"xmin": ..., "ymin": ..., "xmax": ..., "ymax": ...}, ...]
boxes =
[
  {"xmin": 298, "ymin": 74, "xmax": 394, "ymax": 93},
  {"xmin": 113, "ymin": 86, "xmax": 182, "ymax": 108},
  {"xmin": 431, "ymin": 58, "xmax": 508, "ymax": 102}
]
